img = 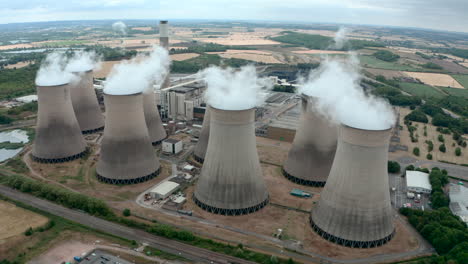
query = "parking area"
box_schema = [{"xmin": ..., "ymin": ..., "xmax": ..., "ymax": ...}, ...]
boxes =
[
  {"xmin": 80, "ymin": 249, "xmax": 132, "ymax": 264},
  {"xmin": 388, "ymin": 173, "xmax": 432, "ymax": 211}
]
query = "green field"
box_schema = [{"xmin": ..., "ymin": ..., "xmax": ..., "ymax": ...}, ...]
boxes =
[
  {"xmin": 39, "ymin": 40, "xmax": 89, "ymax": 47},
  {"xmin": 440, "ymin": 87, "xmax": 468, "ymax": 98},
  {"xmin": 452, "ymin": 74, "xmax": 468, "ymax": 89},
  {"xmin": 399, "ymin": 82, "xmax": 446, "ymax": 98},
  {"xmin": 359, "ymin": 55, "xmax": 422, "ymax": 71}
]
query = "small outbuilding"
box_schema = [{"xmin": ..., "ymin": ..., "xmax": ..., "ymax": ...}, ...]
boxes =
[
  {"xmin": 149, "ymin": 181, "xmax": 180, "ymax": 199},
  {"xmin": 406, "ymin": 170, "xmax": 432, "ymax": 194},
  {"xmin": 162, "ymin": 138, "xmax": 183, "ymax": 154}
]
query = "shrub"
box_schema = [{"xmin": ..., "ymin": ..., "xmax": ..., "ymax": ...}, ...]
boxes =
[
  {"xmin": 374, "ymin": 50, "xmax": 400, "ymax": 62},
  {"xmin": 427, "ymin": 153, "xmax": 433, "ymax": 160},
  {"xmin": 439, "ymin": 144, "xmax": 446, "ymax": 153},
  {"xmin": 426, "ymin": 140, "xmax": 434, "ymax": 152},
  {"xmin": 24, "ymin": 227, "xmax": 33, "ymax": 236},
  {"xmin": 405, "ymin": 110, "xmax": 428, "ymax": 123},
  {"xmin": 413, "ymin": 147, "xmax": 420, "ymax": 156},
  {"xmin": 455, "ymin": 147, "xmax": 462, "ymax": 156},
  {"xmin": 123, "ymin": 208, "xmax": 131, "ymax": 217},
  {"xmin": 388, "ymin": 161, "xmax": 401, "ymax": 173},
  {"xmin": 438, "ymin": 134, "xmax": 444, "ymax": 142}
]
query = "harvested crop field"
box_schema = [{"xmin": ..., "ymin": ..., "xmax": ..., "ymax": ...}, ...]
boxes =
[
  {"xmin": 132, "ymin": 27, "xmax": 153, "ymax": 31},
  {"xmin": 214, "ymin": 52, "xmax": 282, "ymax": 64},
  {"xmin": 292, "ymin": 49, "xmax": 348, "ymax": 55},
  {"xmin": 0, "ymin": 43, "xmax": 33, "ymax": 50},
  {"xmin": 170, "ymin": 53, "xmax": 200, "ymax": 61},
  {"xmin": 0, "ymin": 201, "xmax": 49, "ymax": 241},
  {"xmin": 195, "ymin": 32, "xmax": 281, "ymax": 46},
  {"xmin": 403, "ymin": 72, "xmax": 464, "ymax": 88},
  {"xmin": 5, "ymin": 61, "xmax": 31, "ymax": 69},
  {"xmin": 364, "ymin": 68, "xmax": 407, "ymax": 79}
]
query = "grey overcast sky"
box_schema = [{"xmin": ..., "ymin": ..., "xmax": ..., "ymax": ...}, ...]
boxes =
[{"xmin": 0, "ymin": 0, "xmax": 467, "ymax": 32}]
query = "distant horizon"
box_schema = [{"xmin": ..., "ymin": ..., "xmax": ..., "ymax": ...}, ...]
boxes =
[{"xmin": 1, "ymin": 18, "xmax": 468, "ymax": 36}]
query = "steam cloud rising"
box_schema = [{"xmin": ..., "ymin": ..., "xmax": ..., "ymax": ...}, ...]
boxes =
[
  {"xmin": 332, "ymin": 27, "xmax": 350, "ymax": 50},
  {"xmin": 104, "ymin": 46, "xmax": 170, "ymax": 95},
  {"xmin": 198, "ymin": 65, "xmax": 273, "ymax": 110},
  {"xmin": 299, "ymin": 29, "xmax": 395, "ymax": 130},
  {"xmin": 35, "ymin": 50, "xmax": 101, "ymax": 86},
  {"xmin": 112, "ymin": 21, "xmax": 127, "ymax": 35}
]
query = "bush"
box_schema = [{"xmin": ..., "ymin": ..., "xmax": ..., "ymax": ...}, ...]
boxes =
[
  {"xmin": 426, "ymin": 140, "xmax": 434, "ymax": 152},
  {"xmin": 439, "ymin": 144, "xmax": 446, "ymax": 153},
  {"xmin": 455, "ymin": 147, "xmax": 461, "ymax": 156},
  {"xmin": 123, "ymin": 208, "xmax": 131, "ymax": 217},
  {"xmin": 438, "ymin": 134, "xmax": 445, "ymax": 142},
  {"xmin": 405, "ymin": 109, "xmax": 428, "ymax": 123},
  {"xmin": 374, "ymin": 50, "xmax": 400, "ymax": 62},
  {"xmin": 24, "ymin": 227, "xmax": 33, "ymax": 236},
  {"xmin": 406, "ymin": 165, "xmax": 415, "ymax": 171},
  {"xmin": 421, "ymin": 62, "xmax": 443, "ymax": 70},
  {"xmin": 413, "ymin": 147, "xmax": 420, "ymax": 156},
  {"xmin": 427, "ymin": 153, "xmax": 433, "ymax": 160},
  {"xmin": 388, "ymin": 161, "xmax": 401, "ymax": 173}
]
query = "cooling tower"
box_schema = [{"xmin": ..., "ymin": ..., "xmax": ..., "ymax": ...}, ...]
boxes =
[
  {"xmin": 310, "ymin": 124, "xmax": 395, "ymax": 248},
  {"xmin": 70, "ymin": 70, "xmax": 105, "ymax": 134},
  {"xmin": 32, "ymin": 83, "xmax": 87, "ymax": 163},
  {"xmin": 193, "ymin": 106, "xmax": 269, "ymax": 215},
  {"xmin": 96, "ymin": 92, "xmax": 160, "ymax": 184},
  {"xmin": 193, "ymin": 107, "xmax": 210, "ymax": 163},
  {"xmin": 143, "ymin": 88, "xmax": 167, "ymax": 145},
  {"xmin": 159, "ymin": 20, "xmax": 170, "ymax": 89},
  {"xmin": 283, "ymin": 94, "xmax": 337, "ymax": 186}
]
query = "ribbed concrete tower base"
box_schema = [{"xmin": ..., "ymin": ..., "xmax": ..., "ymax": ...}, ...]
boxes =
[
  {"xmin": 283, "ymin": 95, "xmax": 337, "ymax": 187},
  {"xmin": 310, "ymin": 124, "xmax": 395, "ymax": 248},
  {"xmin": 143, "ymin": 89, "xmax": 167, "ymax": 145},
  {"xmin": 32, "ymin": 83, "xmax": 87, "ymax": 163},
  {"xmin": 159, "ymin": 20, "xmax": 170, "ymax": 89},
  {"xmin": 193, "ymin": 107, "xmax": 269, "ymax": 216},
  {"xmin": 193, "ymin": 107, "xmax": 210, "ymax": 163},
  {"xmin": 96, "ymin": 93, "xmax": 160, "ymax": 184},
  {"xmin": 70, "ymin": 70, "xmax": 105, "ymax": 134}
]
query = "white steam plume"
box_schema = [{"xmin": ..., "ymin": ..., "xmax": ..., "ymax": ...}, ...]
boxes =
[
  {"xmin": 198, "ymin": 65, "xmax": 273, "ymax": 111},
  {"xmin": 35, "ymin": 52, "xmax": 75, "ymax": 86},
  {"xmin": 299, "ymin": 33, "xmax": 395, "ymax": 130},
  {"xmin": 66, "ymin": 50, "xmax": 101, "ymax": 72},
  {"xmin": 104, "ymin": 46, "xmax": 170, "ymax": 95},
  {"xmin": 331, "ymin": 27, "xmax": 350, "ymax": 50},
  {"xmin": 112, "ymin": 21, "xmax": 127, "ymax": 35}
]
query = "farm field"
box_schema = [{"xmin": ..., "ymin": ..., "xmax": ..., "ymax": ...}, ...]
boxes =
[
  {"xmin": 194, "ymin": 31, "xmax": 282, "ymax": 46},
  {"xmin": 291, "ymin": 49, "xmax": 348, "ymax": 55},
  {"xmin": 170, "ymin": 53, "xmax": 200, "ymax": 61},
  {"xmin": 452, "ymin": 74, "xmax": 468, "ymax": 88},
  {"xmin": 0, "ymin": 200, "xmax": 48, "ymax": 240},
  {"xmin": 359, "ymin": 55, "xmax": 422, "ymax": 71},
  {"xmin": 403, "ymin": 72, "xmax": 464, "ymax": 88},
  {"xmin": 398, "ymin": 82, "xmax": 446, "ymax": 98},
  {"xmin": 207, "ymin": 49, "xmax": 283, "ymax": 64},
  {"xmin": 4, "ymin": 61, "xmax": 31, "ymax": 69},
  {"xmin": 440, "ymin": 87, "xmax": 468, "ymax": 98}
]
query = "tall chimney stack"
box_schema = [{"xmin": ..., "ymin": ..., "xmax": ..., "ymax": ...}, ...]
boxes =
[{"xmin": 159, "ymin": 20, "xmax": 170, "ymax": 89}]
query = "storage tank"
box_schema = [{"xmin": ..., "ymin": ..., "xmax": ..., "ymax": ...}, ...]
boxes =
[
  {"xmin": 283, "ymin": 94, "xmax": 337, "ymax": 186},
  {"xmin": 193, "ymin": 106, "xmax": 269, "ymax": 215},
  {"xmin": 193, "ymin": 107, "xmax": 210, "ymax": 163},
  {"xmin": 143, "ymin": 88, "xmax": 167, "ymax": 145},
  {"xmin": 310, "ymin": 124, "xmax": 395, "ymax": 248},
  {"xmin": 96, "ymin": 92, "xmax": 160, "ymax": 184},
  {"xmin": 70, "ymin": 69, "xmax": 105, "ymax": 133},
  {"xmin": 32, "ymin": 83, "xmax": 87, "ymax": 163}
]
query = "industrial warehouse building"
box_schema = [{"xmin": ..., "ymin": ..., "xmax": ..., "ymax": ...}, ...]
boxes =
[
  {"xmin": 266, "ymin": 104, "xmax": 300, "ymax": 142},
  {"xmin": 150, "ymin": 181, "xmax": 180, "ymax": 199},
  {"xmin": 406, "ymin": 170, "xmax": 432, "ymax": 194},
  {"xmin": 449, "ymin": 185, "xmax": 468, "ymax": 225},
  {"xmin": 162, "ymin": 138, "xmax": 183, "ymax": 154}
]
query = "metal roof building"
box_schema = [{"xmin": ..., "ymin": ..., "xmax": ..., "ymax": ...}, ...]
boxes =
[
  {"xmin": 96, "ymin": 92, "xmax": 160, "ymax": 184},
  {"xmin": 311, "ymin": 124, "xmax": 395, "ymax": 248},
  {"xmin": 406, "ymin": 170, "xmax": 432, "ymax": 194},
  {"xmin": 150, "ymin": 181, "xmax": 180, "ymax": 199},
  {"xmin": 283, "ymin": 95, "xmax": 337, "ymax": 187},
  {"xmin": 32, "ymin": 83, "xmax": 87, "ymax": 163},
  {"xmin": 193, "ymin": 106, "xmax": 269, "ymax": 215}
]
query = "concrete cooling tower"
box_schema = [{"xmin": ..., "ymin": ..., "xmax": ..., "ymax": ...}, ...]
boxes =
[
  {"xmin": 32, "ymin": 83, "xmax": 87, "ymax": 163},
  {"xmin": 96, "ymin": 92, "xmax": 160, "ymax": 184},
  {"xmin": 143, "ymin": 89, "xmax": 167, "ymax": 145},
  {"xmin": 310, "ymin": 124, "xmax": 395, "ymax": 248},
  {"xmin": 283, "ymin": 94, "xmax": 337, "ymax": 187},
  {"xmin": 70, "ymin": 70, "xmax": 105, "ymax": 134},
  {"xmin": 193, "ymin": 106, "xmax": 269, "ymax": 215},
  {"xmin": 159, "ymin": 20, "xmax": 170, "ymax": 89},
  {"xmin": 193, "ymin": 107, "xmax": 210, "ymax": 163}
]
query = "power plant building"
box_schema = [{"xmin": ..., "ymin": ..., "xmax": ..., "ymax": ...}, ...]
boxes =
[
  {"xmin": 310, "ymin": 124, "xmax": 395, "ymax": 248},
  {"xmin": 96, "ymin": 92, "xmax": 160, "ymax": 184},
  {"xmin": 32, "ymin": 83, "xmax": 87, "ymax": 163},
  {"xmin": 406, "ymin": 170, "xmax": 432, "ymax": 194},
  {"xmin": 193, "ymin": 107, "xmax": 210, "ymax": 163},
  {"xmin": 193, "ymin": 107, "xmax": 269, "ymax": 215},
  {"xmin": 283, "ymin": 95, "xmax": 337, "ymax": 186},
  {"xmin": 69, "ymin": 70, "xmax": 105, "ymax": 133}
]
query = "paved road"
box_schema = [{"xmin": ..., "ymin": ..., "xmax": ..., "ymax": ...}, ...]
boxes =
[
  {"xmin": 394, "ymin": 155, "xmax": 468, "ymax": 181},
  {"xmin": 0, "ymin": 185, "xmax": 256, "ymax": 264}
]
